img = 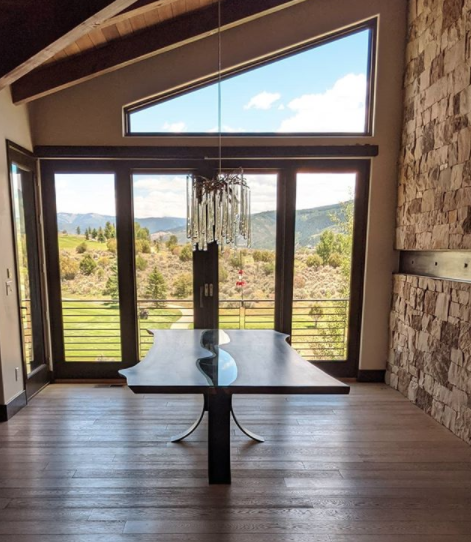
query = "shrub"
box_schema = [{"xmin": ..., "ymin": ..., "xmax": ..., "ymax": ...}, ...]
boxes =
[
  {"xmin": 263, "ymin": 262, "xmax": 275, "ymax": 275},
  {"xmin": 97, "ymin": 256, "xmax": 110, "ymax": 268},
  {"xmin": 253, "ymin": 250, "xmax": 275, "ymax": 263},
  {"xmin": 166, "ymin": 235, "xmax": 178, "ymax": 250},
  {"xmin": 79, "ymin": 254, "xmax": 97, "ymax": 275},
  {"xmin": 179, "ymin": 244, "xmax": 192, "ymax": 262},
  {"xmin": 136, "ymin": 239, "xmax": 151, "ymax": 254},
  {"xmin": 60, "ymin": 253, "xmax": 79, "ymax": 280},
  {"xmin": 136, "ymin": 255, "xmax": 147, "ymax": 271},
  {"xmin": 107, "ymin": 238, "xmax": 117, "ymax": 254},
  {"xmin": 219, "ymin": 265, "xmax": 229, "ymax": 282},
  {"xmin": 173, "ymin": 273, "xmax": 192, "ymax": 298},
  {"xmin": 306, "ymin": 253, "xmax": 322, "ymax": 269},
  {"xmin": 293, "ymin": 275, "xmax": 306, "ymax": 289},
  {"xmin": 76, "ymin": 241, "xmax": 87, "ymax": 254},
  {"xmin": 328, "ymin": 252, "xmax": 342, "ymax": 268}
]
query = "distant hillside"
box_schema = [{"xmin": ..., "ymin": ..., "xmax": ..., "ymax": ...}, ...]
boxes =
[
  {"xmin": 57, "ymin": 213, "xmax": 186, "ymax": 234},
  {"xmin": 158, "ymin": 202, "xmax": 349, "ymax": 250},
  {"xmin": 58, "ymin": 202, "xmax": 348, "ymax": 249}
]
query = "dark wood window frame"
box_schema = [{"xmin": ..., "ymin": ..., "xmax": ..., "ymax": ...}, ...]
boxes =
[
  {"xmin": 6, "ymin": 141, "xmax": 50, "ymax": 398},
  {"xmin": 38, "ymin": 145, "xmax": 373, "ymax": 379},
  {"xmin": 123, "ymin": 17, "xmax": 378, "ymax": 138}
]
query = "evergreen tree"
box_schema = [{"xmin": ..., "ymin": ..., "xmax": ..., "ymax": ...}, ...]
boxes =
[
  {"xmin": 76, "ymin": 226, "xmax": 81, "ymax": 235},
  {"xmin": 104, "ymin": 221, "xmax": 113, "ymax": 240},
  {"xmin": 145, "ymin": 267, "xmax": 167, "ymax": 307},
  {"xmin": 85, "ymin": 230, "xmax": 89, "ymax": 240},
  {"xmin": 103, "ymin": 262, "xmax": 119, "ymax": 299},
  {"xmin": 91, "ymin": 228, "xmax": 97, "ymax": 239}
]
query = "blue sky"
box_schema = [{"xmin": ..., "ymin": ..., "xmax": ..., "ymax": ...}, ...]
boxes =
[{"xmin": 130, "ymin": 29, "xmax": 370, "ymax": 133}]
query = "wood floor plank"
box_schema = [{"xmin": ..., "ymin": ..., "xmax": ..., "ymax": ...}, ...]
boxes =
[{"xmin": 0, "ymin": 383, "xmax": 469, "ymax": 541}]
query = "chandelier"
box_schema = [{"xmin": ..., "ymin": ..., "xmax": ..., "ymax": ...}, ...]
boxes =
[
  {"xmin": 186, "ymin": 0, "xmax": 251, "ymax": 252},
  {"xmin": 187, "ymin": 170, "xmax": 251, "ymax": 251}
]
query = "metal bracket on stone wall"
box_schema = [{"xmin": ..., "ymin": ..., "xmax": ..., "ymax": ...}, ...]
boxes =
[{"xmin": 400, "ymin": 251, "xmax": 471, "ymax": 282}]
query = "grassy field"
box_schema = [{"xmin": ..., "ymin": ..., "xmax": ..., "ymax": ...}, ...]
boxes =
[
  {"xmin": 61, "ymin": 298, "xmax": 347, "ymax": 362},
  {"xmin": 58, "ymin": 235, "xmax": 108, "ymax": 251},
  {"xmin": 62, "ymin": 300, "xmax": 181, "ymax": 361}
]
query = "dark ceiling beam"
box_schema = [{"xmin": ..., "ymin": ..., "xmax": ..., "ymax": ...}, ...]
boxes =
[
  {"xmin": 0, "ymin": 0, "xmax": 139, "ymax": 89},
  {"xmin": 12, "ymin": 0, "xmax": 306, "ymax": 104}
]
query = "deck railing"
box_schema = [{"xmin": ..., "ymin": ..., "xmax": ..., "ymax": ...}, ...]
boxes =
[{"xmin": 60, "ymin": 298, "xmax": 349, "ymax": 361}]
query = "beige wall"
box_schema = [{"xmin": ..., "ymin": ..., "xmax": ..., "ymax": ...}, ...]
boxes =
[
  {"xmin": 30, "ymin": 0, "xmax": 407, "ymax": 371},
  {"xmin": 0, "ymin": 88, "xmax": 33, "ymax": 404}
]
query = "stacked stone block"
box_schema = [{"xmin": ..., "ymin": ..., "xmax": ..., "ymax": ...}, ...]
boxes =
[
  {"xmin": 397, "ymin": 0, "xmax": 471, "ymax": 250},
  {"xmin": 387, "ymin": 274, "xmax": 471, "ymax": 444}
]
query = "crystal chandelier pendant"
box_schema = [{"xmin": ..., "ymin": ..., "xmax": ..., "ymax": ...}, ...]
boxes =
[
  {"xmin": 187, "ymin": 169, "xmax": 251, "ymax": 251},
  {"xmin": 186, "ymin": 0, "xmax": 251, "ymax": 251}
]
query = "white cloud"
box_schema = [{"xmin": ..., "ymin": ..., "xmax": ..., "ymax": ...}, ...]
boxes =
[
  {"xmin": 133, "ymin": 175, "xmax": 188, "ymax": 218},
  {"xmin": 278, "ymin": 104, "xmax": 285, "ymax": 110},
  {"xmin": 244, "ymin": 91, "xmax": 281, "ymax": 110},
  {"xmin": 296, "ymin": 174, "xmax": 355, "ymax": 210},
  {"xmin": 162, "ymin": 121, "xmax": 187, "ymax": 132},
  {"xmin": 278, "ymin": 73, "xmax": 366, "ymax": 133}
]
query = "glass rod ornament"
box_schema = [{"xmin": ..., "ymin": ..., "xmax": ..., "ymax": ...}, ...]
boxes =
[{"xmin": 187, "ymin": 169, "xmax": 251, "ymax": 251}]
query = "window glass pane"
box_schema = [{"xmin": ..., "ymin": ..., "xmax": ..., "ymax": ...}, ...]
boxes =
[
  {"xmin": 292, "ymin": 173, "xmax": 356, "ymax": 361},
  {"xmin": 129, "ymin": 29, "xmax": 370, "ymax": 134},
  {"xmin": 219, "ymin": 174, "xmax": 277, "ymax": 330},
  {"xmin": 55, "ymin": 174, "xmax": 122, "ymax": 362},
  {"xmin": 133, "ymin": 174, "xmax": 194, "ymax": 358},
  {"xmin": 11, "ymin": 165, "xmax": 35, "ymax": 373}
]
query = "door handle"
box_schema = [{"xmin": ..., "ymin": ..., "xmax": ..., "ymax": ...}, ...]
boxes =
[{"xmin": 200, "ymin": 286, "xmax": 204, "ymax": 308}]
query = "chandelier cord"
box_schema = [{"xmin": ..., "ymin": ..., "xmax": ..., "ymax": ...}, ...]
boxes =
[{"xmin": 217, "ymin": 0, "xmax": 222, "ymax": 177}]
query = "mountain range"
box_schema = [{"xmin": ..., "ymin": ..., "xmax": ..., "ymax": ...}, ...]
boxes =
[
  {"xmin": 57, "ymin": 213, "xmax": 186, "ymax": 236},
  {"xmin": 57, "ymin": 201, "xmax": 348, "ymax": 250}
]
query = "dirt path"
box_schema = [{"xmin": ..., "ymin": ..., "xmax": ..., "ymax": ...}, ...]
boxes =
[{"xmin": 167, "ymin": 303, "xmax": 193, "ymax": 329}]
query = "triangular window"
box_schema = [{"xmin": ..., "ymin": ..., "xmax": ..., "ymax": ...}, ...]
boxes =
[{"xmin": 126, "ymin": 22, "xmax": 375, "ymax": 135}]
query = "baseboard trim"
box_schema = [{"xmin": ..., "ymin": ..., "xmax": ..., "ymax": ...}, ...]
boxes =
[
  {"xmin": 357, "ymin": 370, "xmax": 386, "ymax": 383},
  {"xmin": 0, "ymin": 391, "xmax": 27, "ymax": 422}
]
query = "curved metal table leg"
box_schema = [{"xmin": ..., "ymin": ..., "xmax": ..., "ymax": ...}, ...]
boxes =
[
  {"xmin": 170, "ymin": 400, "xmax": 206, "ymax": 442},
  {"xmin": 231, "ymin": 407, "xmax": 264, "ymax": 443}
]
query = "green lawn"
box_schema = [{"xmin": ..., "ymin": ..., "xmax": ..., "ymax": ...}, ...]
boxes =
[
  {"xmin": 58, "ymin": 235, "xmax": 108, "ymax": 251},
  {"xmin": 61, "ymin": 299, "xmax": 347, "ymax": 362},
  {"xmin": 62, "ymin": 300, "xmax": 181, "ymax": 361}
]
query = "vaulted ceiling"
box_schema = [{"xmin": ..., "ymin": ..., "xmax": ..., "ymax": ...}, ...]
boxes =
[{"xmin": 0, "ymin": 0, "xmax": 305, "ymax": 105}]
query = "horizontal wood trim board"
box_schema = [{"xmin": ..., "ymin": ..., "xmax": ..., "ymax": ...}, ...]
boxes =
[
  {"xmin": 12, "ymin": 0, "xmax": 306, "ymax": 104},
  {"xmin": 35, "ymin": 145, "xmax": 379, "ymax": 159},
  {"xmin": 0, "ymin": 391, "xmax": 27, "ymax": 422},
  {"xmin": 399, "ymin": 250, "xmax": 471, "ymax": 283}
]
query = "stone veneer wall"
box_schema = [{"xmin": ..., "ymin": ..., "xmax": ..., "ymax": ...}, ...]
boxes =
[
  {"xmin": 396, "ymin": 0, "xmax": 471, "ymax": 250},
  {"xmin": 387, "ymin": 274, "xmax": 471, "ymax": 444},
  {"xmin": 388, "ymin": 0, "xmax": 471, "ymax": 443}
]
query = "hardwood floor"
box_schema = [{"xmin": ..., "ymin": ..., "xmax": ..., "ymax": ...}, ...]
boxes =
[{"xmin": 0, "ymin": 382, "xmax": 470, "ymax": 541}]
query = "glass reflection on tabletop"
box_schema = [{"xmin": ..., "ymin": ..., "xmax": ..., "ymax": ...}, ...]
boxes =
[{"xmin": 197, "ymin": 330, "xmax": 238, "ymax": 386}]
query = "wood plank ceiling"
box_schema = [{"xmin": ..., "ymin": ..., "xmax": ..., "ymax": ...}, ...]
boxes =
[
  {"xmin": 4, "ymin": 0, "xmax": 305, "ymax": 104},
  {"xmin": 45, "ymin": 0, "xmax": 218, "ymax": 66}
]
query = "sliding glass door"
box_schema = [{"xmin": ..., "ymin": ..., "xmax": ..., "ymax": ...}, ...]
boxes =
[
  {"xmin": 8, "ymin": 144, "xmax": 48, "ymax": 398},
  {"xmin": 218, "ymin": 173, "xmax": 278, "ymax": 332},
  {"xmin": 132, "ymin": 173, "xmax": 194, "ymax": 358},
  {"xmin": 40, "ymin": 158, "xmax": 368, "ymax": 379},
  {"xmin": 54, "ymin": 173, "xmax": 122, "ymax": 363}
]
